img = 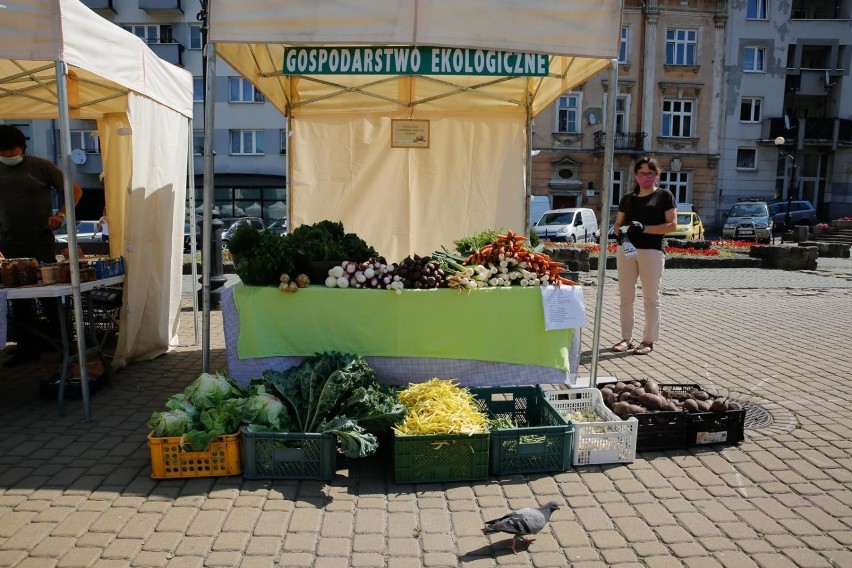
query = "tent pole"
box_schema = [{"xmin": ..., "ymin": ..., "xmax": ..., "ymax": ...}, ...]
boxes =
[
  {"xmin": 524, "ymin": 98, "xmax": 533, "ymax": 234},
  {"xmin": 201, "ymin": 42, "xmax": 217, "ymax": 372},
  {"xmin": 285, "ymin": 113, "xmax": 291, "ymax": 228},
  {"xmin": 55, "ymin": 60, "xmax": 93, "ymax": 423},
  {"xmin": 589, "ymin": 59, "xmax": 619, "ymax": 387},
  {"xmin": 187, "ymin": 118, "xmax": 199, "ymax": 345}
]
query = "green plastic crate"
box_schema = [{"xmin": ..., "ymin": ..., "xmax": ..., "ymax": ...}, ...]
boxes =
[
  {"xmin": 242, "ymin": 429, "xmax": 336, "ymax": 481},
  {"xmin": 471, "ymin": 386, "xmax": 573, "ymax": 475},
  {"xmin": 393, "ymin": 432, "xmax": 489, "ymax": 483}
]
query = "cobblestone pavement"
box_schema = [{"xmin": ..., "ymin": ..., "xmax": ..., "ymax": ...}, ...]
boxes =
[{"xmin": 1, "ymin": 259, "xmax": 851, "ymax": 568}]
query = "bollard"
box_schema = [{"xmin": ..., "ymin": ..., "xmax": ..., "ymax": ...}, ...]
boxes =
[
  {"xmin": 198, "ymin": 212, "xmax": 228, "ymax": 310},
  {"xmin": 794, "ymin": 225, "xmax": 808, "ymax": 242}
]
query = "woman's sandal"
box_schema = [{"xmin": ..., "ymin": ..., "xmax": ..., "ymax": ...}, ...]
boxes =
[
  {"xmin": 633, "ymin": 342, "xmax": 654, "ymax": 355},
  {"xmin": 611, "ymin": 339, "xmax": 637, "ymax": 353}
]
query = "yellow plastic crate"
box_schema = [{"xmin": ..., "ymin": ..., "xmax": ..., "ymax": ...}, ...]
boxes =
[{"xmin": 148, "ymin": 431, "xmax": 242, "ymax": 479}]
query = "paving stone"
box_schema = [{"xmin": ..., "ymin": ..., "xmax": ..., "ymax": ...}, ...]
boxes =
[
  {"xmin": 101, "ymin": 538, "xmax": 144, "ymax": 560},
  {"xmin": 174, "ymin": 536, "xmax": 214, "ymax": 557}
]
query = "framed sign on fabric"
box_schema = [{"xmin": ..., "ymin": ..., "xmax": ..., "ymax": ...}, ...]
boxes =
[{"xmin": 391, "ymin": 119, "xmax": 430, "ymax": 149}]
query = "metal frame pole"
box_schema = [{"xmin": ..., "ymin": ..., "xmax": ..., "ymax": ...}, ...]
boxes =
[
  {"xmin": 200, "ymin": 1, "xmax": 216, "ymax": 372},
  {"xmin": 55, "ymin": 60, "xmax": 93, "ymax": 422},
  {"xmin": 589, "ymin": 59, "xmax": 619, "ymax": 386}
]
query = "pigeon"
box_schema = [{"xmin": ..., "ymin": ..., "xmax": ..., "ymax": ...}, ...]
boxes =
[{"xmin": 482, "ymin": 501, "xmax": 560, "ymax": 553}]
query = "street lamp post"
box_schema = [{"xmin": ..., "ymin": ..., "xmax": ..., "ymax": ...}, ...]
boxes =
[{"xmin": 774, "ymin": 136, "xmax": 796, "ymax": 232}]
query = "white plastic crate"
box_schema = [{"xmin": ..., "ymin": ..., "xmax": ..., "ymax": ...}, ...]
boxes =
[{"xmin": 541, "ymin": 388, "xmax": 638, "ymax": 466}]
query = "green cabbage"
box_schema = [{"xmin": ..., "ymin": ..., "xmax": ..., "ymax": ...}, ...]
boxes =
[
  {"xmin": 148, "ymin": 409, "xmax": 194, "ymax": 437},
  {"xmin": 183, "ymin": 372, "xmax": 245, "ymax": 410}
]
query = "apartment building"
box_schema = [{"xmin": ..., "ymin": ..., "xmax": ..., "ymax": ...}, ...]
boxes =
[
  {"xmin": 531, "ymin": 0, "xmax": 727, "ymax": 228},
  {"xmin": 11, "ymin": 0, "xmax": 288, "ymax": 223},
  {"xmin": 720, "ymin": 0, "xmax": 852, "ymax": 222}
]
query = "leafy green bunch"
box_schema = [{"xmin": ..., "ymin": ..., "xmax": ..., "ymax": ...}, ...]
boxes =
[{"xmin": 252, "ymin": 352, "xmax": 405, "ymax": 458}]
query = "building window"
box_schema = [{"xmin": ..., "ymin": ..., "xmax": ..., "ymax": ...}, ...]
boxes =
[
  {"xmin": 618, "ymin": 27, "xmax": 629, "ymax": 64},
  {"xmin": 603, "ymin": 94, "xmax": 630, "ymax": 133},
  {"xmin": 122, "ymin": 24, "xmax": 172, "ymax": 44},
  {"xmin": 193, "ymin": 77, "xmax": 204, "ymax": 103},
  {"xmin": 230, "ymin": 130, "xmax": 264, "ymax": 155},
  {"xmin": 661, "ymin": 99, "xmax": 694, "ymax": 138},
  {"xmin": 611, "ymin": 170, "xmax": 624, "ymax": 208},
  {"xmin": 739, "ymin": 97, "xmax": 762, "ymax": 122},
  {"xmin": 736, "ymin": 148, "xmax": 757, "ymax": 170},
  {"xmin": 743, "ymin": 47, "xmax": 766, "ymax": 72},
  {"xmin": 279, "ymin": 128, "xmax": 287, "ymax": 154},
  {"xmin": 193, "ymin": 130, "xmax": 203, "ymax": 155},
  {"xmin": 747, "ymin": 0, "xmax": 768, "ymax": 20},
  {"xmin": 189, "ymin": 24, "xmax": 202, "ymax": 49},
  {"xmin": 229, "ymin": 77, "xmax": 265, "ymax": 103},
  {"xmin": 665, "ymin": 29, "xmax": 697, "ymax": 66},
  {"xmin": 69, "ymin": 130, "xmax": 100, "ymax": 153},
  {"xmin": 556, "ymin": 93, "xmax": 582, "ymax": 133},
  {"xmin": 659, "ymin": 172, "xmax": 690, "ymax": 203}
]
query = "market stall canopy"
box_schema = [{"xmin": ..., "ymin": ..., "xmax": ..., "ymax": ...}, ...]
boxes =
[
  {"xmin": 208, "ymin": 0, "xmax": 623, "ymax": 260},
  {"xmin": 209, "ymin": 0, "xmax": 621, "ymax": 117},
  {"xmin": 0, "ymin": 0, "xmax": 193, "ymax": 365}
]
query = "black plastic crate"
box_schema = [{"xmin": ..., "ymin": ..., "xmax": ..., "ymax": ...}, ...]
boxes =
[
  {"xmin": 660, "ymin": 384, "xmax": 746, "ymax": 447},
  {"xmin": 598, "ymin": 380, "xmax": 688, "ymax": 452},
  {"xmin": 470, "ymin": 386, "xmax": 572, "ymax": 475}
]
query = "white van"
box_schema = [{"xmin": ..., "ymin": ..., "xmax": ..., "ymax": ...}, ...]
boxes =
[
  {"xmin": 529, "ymin": 195, "xmax": 551, "ymax": 229},
  {"xmin": 533, "ymin": 208, "xmax": 599, "ymax": 243}
]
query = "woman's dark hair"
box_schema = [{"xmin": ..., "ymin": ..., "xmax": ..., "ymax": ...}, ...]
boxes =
[
  {"xmin": 0, "ymin": 125, "xmax": 27, "ymax": 152},
  {"xmin": 631, "ymin": 156, "xmax": 660, "ymax": 194}
]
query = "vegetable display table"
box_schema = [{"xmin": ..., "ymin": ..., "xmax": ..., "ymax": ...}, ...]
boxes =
[
  {"xmin": 1, "ymin": 275, "xmax": 124, "ymax": 414},
  {"xmin": 221, "ymin": 284, "xmax": 584, "ymax": 387}
]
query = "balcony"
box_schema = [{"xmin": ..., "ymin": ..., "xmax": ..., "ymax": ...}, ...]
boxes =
[
  {"xmin": 764, "ymin": 117, "xmax": 852, "ymax": 147},
  {"xmin": 148, "ymin": 42, "xmax": 184, "ymax": 67},
  {"xmin": 139, "ymin": 0, "xmax": 182, "ymax": 11},
  {"xmin": 80, "ymin": 0, "xmax": 115, "ymax": 12},
  {"xmin": 790, "ymin": 0, "xmax": 851, "ymax": 19},
  {"xmin": 592, "ymin": 131, "xmax": 647, "ymax": 155}
]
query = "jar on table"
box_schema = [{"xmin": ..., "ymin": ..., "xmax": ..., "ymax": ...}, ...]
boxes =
[
  {"xmin": 16, "ymin": 258, "xmax": 40, "ymax": 286},
  {"xmin": 57, "ymin": 262, "xmax": 72, "ymax": 283},
  {"xmin": 1, "ymin": 260, "xmax": 18, "ymax": 287},
  {"xmin": 41, "ymin": 263, "xmax": 62, "ymax": 285}
]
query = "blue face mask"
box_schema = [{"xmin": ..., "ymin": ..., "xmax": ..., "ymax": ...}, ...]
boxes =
[{"xmin": 0, "ymin": 155, "xmax": 24, "ymax": 166}]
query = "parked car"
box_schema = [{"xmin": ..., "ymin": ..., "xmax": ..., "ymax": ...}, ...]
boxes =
[
  {"xmin": 533, "ymin": 208, "xmax": 599, "ymax": 243},
  {"xmin": 722, "ymin": 200, "xmax": 773, "ymax": 243},
  {"xmin": 666, "ymin": 211, "xmax": 705, "ymax": 241},
  {"xmin": 768, "ymin": 200, "xmax": 817, "ymax": 231},
  {"xmin": 55, "ymin": 220, "xmax": 102, "ymax": 243},
  {"xmin": 221, "ymin": 216, "xmax": 267, "ymax": 249},
  {"xmin": 266, "ymin": 218, "xmax": 288, "ymax": 236}
]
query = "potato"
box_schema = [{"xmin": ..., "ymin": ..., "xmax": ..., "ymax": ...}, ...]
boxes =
[
  {"xmin": 627, "ymin": 404, "xmax": 646, "ymax": 415},
  {"xmin": 644, "ymin": 379, "xmax": 660, "ymax": 395},
  {"xmin": 600, "ymin": 388, "xmax": 616, "ymax": 407},
  {"xmin": 618, "ymin": 391, "xmax": 634, "ymax": 402},
  {"xmin": 694, "ymin": 390, "xmax": 710, "ymax": 401},
  {"xmin": 662, "ymin": 400, "xmax": 679, "ymax": 412},
  {"xmin": 696, "ymin": 400, "xmax": 713, "ymax": 412},
  {"xmin": 631, "ymin": 387, "xmax": 646, "ymax": 398},
  {"xmin": 638, "ymin": 392, "xmax": 663, "ymax": 411},
  {"xmin": 612, "ymin": 401, "xmax": 630, "ymax": 418},
  {"xmin": 682, "ymin": 399, "xmax": 700, "ymax": 413},
  {"xmin": 727, "ymin": 401, "xmax": 741, "ymax": 410},
  {"xmin": 710, "ymin": 398, "xmax": 729, "ymax": 413},
  {"xmin": 613, "ymin": 381, "xmax": 626, "ymax": 393}
]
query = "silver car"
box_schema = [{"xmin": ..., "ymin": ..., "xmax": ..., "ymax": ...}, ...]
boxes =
[
  {"xmin": 54, "ymin": 220, "xmax": 102, "ymax": 243},
  {"xmin": 722, "ymin": 201, "xmax": 773, "ymax": 243}
]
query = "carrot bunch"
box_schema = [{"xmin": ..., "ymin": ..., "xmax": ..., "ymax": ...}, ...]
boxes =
[{"xmin": 464, "ymin": 231, "xmax": 578, "ymax": 286}]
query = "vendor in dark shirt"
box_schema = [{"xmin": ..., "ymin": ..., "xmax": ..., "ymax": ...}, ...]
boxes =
[{"xmin": 0, "ymin": 125, "xmax": 83, "ymax": 367}]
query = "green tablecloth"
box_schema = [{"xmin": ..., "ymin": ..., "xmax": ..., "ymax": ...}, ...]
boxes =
[{"xmin": 232, "ymin": 285, "xmax": 575, "ymax": 370}]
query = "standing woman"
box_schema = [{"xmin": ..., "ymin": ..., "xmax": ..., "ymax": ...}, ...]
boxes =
[{"xmin": 611, "ymin": 157, "xmax": 676, "ymax": 355}]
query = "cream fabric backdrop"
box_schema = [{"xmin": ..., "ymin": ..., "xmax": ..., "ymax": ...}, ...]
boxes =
[
  {"xmin": 291, "ymin": 112, "xmax": 526, "ymax": 261},
  {"xmin": 115, "ymin": 94, "xmax": 188, "ymax": 362}
]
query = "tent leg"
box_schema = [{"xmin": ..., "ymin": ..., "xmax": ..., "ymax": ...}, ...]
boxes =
[
  {"xmin": 56, "ymin": 60, "xmax": 93, "ymax": 422},
  {"xmin": 187, "ymin": 118, "xmax": 199, "ymax": 345},
  {"xmin": 589, "ymin": 59, "xmax": 620, "ymax": 387},
  {"xmin": 200, "ymin": 42, "xmax": 217, "ymax": 373}
]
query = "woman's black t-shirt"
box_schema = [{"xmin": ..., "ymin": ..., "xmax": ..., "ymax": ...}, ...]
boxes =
[{"xmin": 618, "ymin": 188, "xmax": 676, "ymax": 251}]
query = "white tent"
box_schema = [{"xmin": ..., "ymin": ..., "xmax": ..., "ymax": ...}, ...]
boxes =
[
  {"xmin": 208, "ymin": 0, "xmax": 624, "ymax": 262},
  {"xmin": 0, "ymin": 0, "xmax": 194, "ymax": 420}
]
